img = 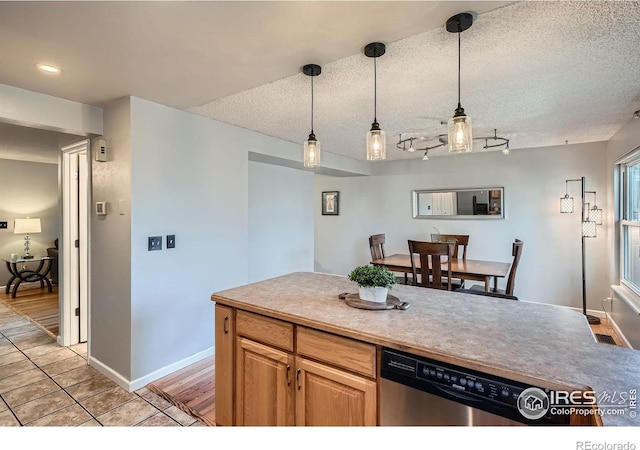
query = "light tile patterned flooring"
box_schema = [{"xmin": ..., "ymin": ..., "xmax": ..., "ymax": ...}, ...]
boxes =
[{"xmin": 0, "ymin": 303, "xmax": 206, "ymax": 427}]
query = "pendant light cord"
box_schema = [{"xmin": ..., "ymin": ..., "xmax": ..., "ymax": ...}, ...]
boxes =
[
  {"xmin": 373, "ymin": 56, "xmax": 378, "ymax": 123},
  {"xmin": 457, "ymin": 28, "xmax": 461, "ymax": 108},
  {"xmin": 311, "ymin": 74, "xmax": 314, "ymax": 134}
]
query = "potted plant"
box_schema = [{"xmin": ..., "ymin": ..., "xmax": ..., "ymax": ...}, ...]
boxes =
[{"xmin": 348, "ymin": 265, "xmax": 397, "ymax": 303}]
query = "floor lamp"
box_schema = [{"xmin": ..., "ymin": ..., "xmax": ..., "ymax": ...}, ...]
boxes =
[{"xmin": 560, "ymin": 176, "xmax": 601, "ymax": 325}]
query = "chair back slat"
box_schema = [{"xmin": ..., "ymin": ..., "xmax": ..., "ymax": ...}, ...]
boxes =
[{"xmin": 408, "ymin": 240, "xmax": 453, "ymax": 290}]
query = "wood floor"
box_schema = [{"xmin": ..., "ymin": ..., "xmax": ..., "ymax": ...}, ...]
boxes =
[
  {"xmin": 147, "ymin": 356, "xmax": 216, "ymax": 426},
  {"xmin": 1, "ymin": 286, "xmax": 629, "ymax": 426},
  {"xmin": 0, "ymin": 284, "xmax": 59, "ymax": 337},
  {"xmin": 590, "ymin": 318, "xmax": 625, "ymax": 347}
]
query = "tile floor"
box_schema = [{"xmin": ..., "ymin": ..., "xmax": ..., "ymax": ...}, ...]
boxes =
[{"xmin": 0, "ymin": 303, "xmax": 205, "ymax": 427}]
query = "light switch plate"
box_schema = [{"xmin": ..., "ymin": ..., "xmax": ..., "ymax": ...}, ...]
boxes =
[
  {"xmin": 0, "ymin": 222, "xmax": 7, "ymax": 229},
  {"xmin": 166, "ymin": 235, "xmax": 175, "ymax": 249},
  {"xmin": 148, "ymin": 236, "xmax": 162, "ymax": 251}
]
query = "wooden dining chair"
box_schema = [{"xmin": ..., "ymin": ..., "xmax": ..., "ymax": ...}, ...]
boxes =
[
  {"xmin": 408, "ymin": 240, "xmax": 454, "ymax": 290},
  {"xmin": 370, "ymin": 234, "xmax": 410, "ymax": 285},
  {"xmin": 470, "ymin": 239, "xmax": 523, "ymax": 297},
  {"xmin": 369, "ymin": 233, "xmax": 386, "ymax": 260},
  {"xmin": 430, "ymin": 233, "xmax": 469, "ymax": 288}
]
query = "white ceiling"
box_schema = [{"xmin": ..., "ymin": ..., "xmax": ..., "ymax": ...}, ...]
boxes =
[{"xmin": 1, "ymin": 1, "xmax": 639, "ymax": 162}]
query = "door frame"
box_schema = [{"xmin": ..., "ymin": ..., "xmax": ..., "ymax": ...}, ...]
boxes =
[{"xmin": 59, "ymin": 139, "xmax": 91, "ymax": 348}]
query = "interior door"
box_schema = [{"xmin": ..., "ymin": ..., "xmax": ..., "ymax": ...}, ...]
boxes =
[{"xmin": 60, "ymin": 139, "xmax": 89, "ymax": 346}]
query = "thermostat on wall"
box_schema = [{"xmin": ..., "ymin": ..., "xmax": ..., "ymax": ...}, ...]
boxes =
[
  {"xmin": 96, "ymin": 202, "xmax": 107, "ymax": 216},
  {"xmin": 95, "ymin": 138, "xmax": 107, "ymax": 162}
]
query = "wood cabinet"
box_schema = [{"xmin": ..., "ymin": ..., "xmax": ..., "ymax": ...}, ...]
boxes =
[
  {"xmin": 215, "ymin": 305, "xmax": 378, "ymax": 426},
  {"xmin": 214, "ymin": 304, "xmax": 234, "ymax": 426},
  {"xmin": 235, "ymin": 338, "xmax": 295, "ymax": 426},
  {"xmin": 296, "ymin": 357, "xmax": 376, "ymax": 426}
]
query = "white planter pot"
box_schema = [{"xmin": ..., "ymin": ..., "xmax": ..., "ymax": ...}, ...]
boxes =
[{"xmin": 358, "ymin": 286, "xmax": 388, "ymax": 303}]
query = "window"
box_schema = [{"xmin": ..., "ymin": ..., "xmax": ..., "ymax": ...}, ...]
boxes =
[{"xmin": 619, "ymin": 150, "xmax": 640, "ymax": 294}]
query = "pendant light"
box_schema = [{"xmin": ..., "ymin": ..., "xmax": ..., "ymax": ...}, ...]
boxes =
[
  {"xmin": 303, "ymin": 64, "xmax": 321, "ymax": 168},
  {"xmin": 364, "ymin": 42, "xmax": 386, "ymax": 161},
  {"xmin": 446, "ymin": 13, "xmax": 473, "ymax": 153},
  {"xmin": 560, "ymin": 179, "xmax": 574, "ymax": 213}
]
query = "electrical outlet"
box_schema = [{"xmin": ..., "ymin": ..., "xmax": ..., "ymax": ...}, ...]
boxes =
[
  {"xmin": 0, "ymin": 221, "xmax": 7, "ymax": 229},
  {"xmin": 166, "ymin": 235, "xmax": 175, "ymax": 249},
  {"xmin": 148, "ymin": 236, "xmax": 162, "ymax": 251}
]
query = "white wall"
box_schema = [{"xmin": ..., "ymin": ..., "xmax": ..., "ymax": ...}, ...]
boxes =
[
  {"xmin": 315, "ymin": 142, "xmax": 610, "ymax": 313},
  {"xmin": 0, "ymin": 83, "xmax": 102, "ymax": 136},
  {"xmin": 0, "ymin": 159, "xmax": 59, "ymax": 286},
  {"xmin": 128, "ymin": 97, "xmax": 252, "ymax": 382},
  {"xmin": 248, "ymin": 161, "xmax": 314, "ymax": 282},
  {"xmin": 91, "ymin": 97, "xmax": 133, "ymax": 380}
]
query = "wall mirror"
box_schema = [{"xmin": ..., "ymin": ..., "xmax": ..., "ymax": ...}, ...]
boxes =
[{"xmin": 412, "ymin": 187, "xmax": 504, "ymax": 219}]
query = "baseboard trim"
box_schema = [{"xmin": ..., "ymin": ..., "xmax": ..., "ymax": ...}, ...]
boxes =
[
  {"xmin": 88, "ymin": 355, "xmax": 132, "ymax": 392},
  {"xmin": 89, "ymin": 346, "xmax": 215, "ymax": 393},
  {"xmin": 607, "ymin": 315, "xmax": 633, "ymax": 349},
  {"xmin": 565, "ymin": 306, "xmax": 606, "ymax": 319}
]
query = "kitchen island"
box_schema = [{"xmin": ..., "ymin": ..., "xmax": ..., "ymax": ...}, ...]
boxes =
[{"xmin": 211, "ymin": 272, "xmax": 640, "ymax": 426}]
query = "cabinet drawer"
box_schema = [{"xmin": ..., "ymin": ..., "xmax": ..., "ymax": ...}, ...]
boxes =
[
  {"xmin": 297, "ymin": 327, "xmax": 376, "ymax": 378},
  {"xmin": 236, "ymin": 310, "xmax": 294, "ymax": 352}
]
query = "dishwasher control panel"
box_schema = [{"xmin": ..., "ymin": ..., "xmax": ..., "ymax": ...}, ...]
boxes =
[{"xmin": 381, "ymin": 348, "xmax": 570, "ymax": 425}]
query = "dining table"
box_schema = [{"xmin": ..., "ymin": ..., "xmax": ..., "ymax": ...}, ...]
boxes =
[{"xmin": 370, "ymin": 254, "xmax": 511, "ymax": 292}]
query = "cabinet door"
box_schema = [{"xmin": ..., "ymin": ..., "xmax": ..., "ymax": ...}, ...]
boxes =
[
  {"xmin": 236, "ymin": 337, "xmax": 295, "ymax": 426},
  {"xmin": 215, "ymin": 304, "xmax": 234, "ymax": 426},
  {"xmin": 295, "ymin": 357, "xmax": 377, "ymax": 426}
]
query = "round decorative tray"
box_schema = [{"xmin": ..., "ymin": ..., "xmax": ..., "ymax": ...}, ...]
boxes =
[{"xmin": 338, "ymin": 293, "xmax": 410, "ymax": 310}]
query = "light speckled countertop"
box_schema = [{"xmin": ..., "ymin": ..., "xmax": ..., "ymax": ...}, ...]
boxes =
[{"xmin": 212, "ymin": 272, "xmax": 640, "ymax": 426}]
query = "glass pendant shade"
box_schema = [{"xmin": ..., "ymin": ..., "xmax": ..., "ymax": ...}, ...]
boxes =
[
  {"xmin": 448, "ymin": 113, "xmax": 473, "ymax": 153},
  {"xmin": 303, "ymin": 134, "xmax": 320, "ymax": 168},
  {"xmin": 560, "ymin": 195, "xmax": 574, "ymax": 213},
  {"xmin": 589, "ymin": 206, "xmax": 603, "ymax": 225},
  {"xmin": 582, "ymin": 220, "xmax": 597, "ymax": 238},
  {"xmin": 366, "ymin": 124, "xmax": 386, "ymax": 161},
  {"xmin": 302, "ymin": 63, "xmax": 321, "ymax": 168}
]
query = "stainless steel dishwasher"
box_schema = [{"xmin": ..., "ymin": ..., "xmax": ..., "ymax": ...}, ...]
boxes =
[{"xmin": 380, "ymin": 348, "xmax": 570, "ymax": 426}]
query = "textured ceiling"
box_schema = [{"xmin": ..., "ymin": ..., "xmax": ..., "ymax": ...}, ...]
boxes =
[
  {"xmin": 189, "ymin": 1, "xmax": 640, "ymax": 161},
  {"xmin": 1, "ymin": 1, "xmax": 639, "ymax": 163}
]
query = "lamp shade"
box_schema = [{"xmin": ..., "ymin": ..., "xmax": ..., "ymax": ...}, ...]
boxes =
[
  {"xmin": 14, "ymin": 218, "xmax": 41, "ymax": 234},
  {"xmin": 582, "ymin": 220, "xmax": 597, "ymax": 238},
  {"xmin": 303, "ymin": 135, "xmax": 321, "ymax": 168},
  {"xmin": 589, "ymin": 206, "xmax": 603, "ymax": 225},
  {"xmin": 560, "ymin": 195, "xmax": 574, "ymax": 213},
  {"xmin": 448, "ymin": 113, "xmax": 473, "ymax": 153},
  {"xmin": 366, "ymin": 125, "xmax": 386, "ymax": 161}
]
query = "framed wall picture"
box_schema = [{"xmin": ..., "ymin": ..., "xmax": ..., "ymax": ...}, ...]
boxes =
[{"xmin": 322, "ymin": 191, "xmax": 339, "ymax": 215}]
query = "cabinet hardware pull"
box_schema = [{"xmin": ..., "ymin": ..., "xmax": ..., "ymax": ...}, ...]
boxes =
[
  {"xmin": 296, "ymin": 368, "xmax": 301, "ymax": 390},
  {"xmin": 223, "ymin": 316, "xmax": 229, "ymax": 334},
  {"xmin": 286, "ymin": 365, "xmax": 291, "ymax": 386}
]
